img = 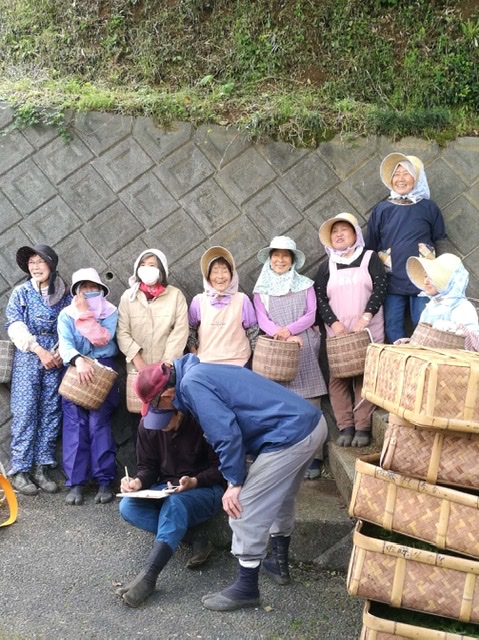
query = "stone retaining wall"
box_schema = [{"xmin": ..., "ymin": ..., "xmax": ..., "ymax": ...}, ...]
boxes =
[{"xmin": 1, "ymin": 104, "xmax": 478, "ymax": 469}]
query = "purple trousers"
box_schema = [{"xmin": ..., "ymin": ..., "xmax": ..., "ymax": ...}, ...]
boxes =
[{"xmin": 62, "ymin": 359, "xmax": 119, "ymax": 487}]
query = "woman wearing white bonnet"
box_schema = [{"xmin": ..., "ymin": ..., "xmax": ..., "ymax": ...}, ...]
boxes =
[
  {"xmin": 365, "ymin": 152, "xmax": 447, "ymax": 344},
  {"xmin": 253, "ymin": 236, "xmax": 327, "ymax": 479},
  {"xmin": 116, "ymin": 248, "xmax": 188, "ymax": 378}
]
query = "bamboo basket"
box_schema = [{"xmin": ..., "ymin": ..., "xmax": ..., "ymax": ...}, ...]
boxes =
[
  {"xmin": 326, "ymin": 329, "xmax": 372, "ymax": 378},
  {"xmin": 381, "ymin": 415, "xmax": 479, "ymax": 490},
  {"xmin": 410, "ymin": 323, "xmax": 465, "ymax": 350},
  {"xmin": 252, "ymin": 335, "xmax": 300, "ymax": 382},
  {"xmin": 347, "ymin": 521, "xmax": 479, "ymax": 623},
  {"xmin": 0, "ymin": 340, "xmax": 14, "ymax": 384},
  {"xmin": 362, "ymin": 344, "xmax": 479, "ymax": 432},
  {"xmin": 59, "ymin": 357, "xmax": 117, "ymax": 410},
  {"xmin": 360, "ymin": 601, "xmax": 478, "ymax": 640},
  {"xmin": 350, "ymin": 454, "xmax": 479, "ymax": 559},
  {"xmin": 126, "ymin": 370, "xmax": 142, "ymax": 414}
]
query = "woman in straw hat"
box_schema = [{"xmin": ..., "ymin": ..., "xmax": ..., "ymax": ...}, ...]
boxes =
[
  {"xmin": 365, "ymin": 152, "xmax": 447, "ymax": 343},
  {"xmin": 405, "ymin": 253, "xmax": 479, "ymax": 349},
  {"xmin": 316, "ymin": 213, "xmax": 387, "ymax": 447},
  {"xmin": 188, "ymin": 246, "xmax": 259, "ymax": 366},
  {"xmin": 5, "ymin": 244, "xmax": 71, "ymax": 495},
  {"xmin": 253, "ymin": 236, "xmax": 327, "ymax": 478},
  {"xmin": 57, "ymin": 268, "xmax": 119, "ymax": 506}
]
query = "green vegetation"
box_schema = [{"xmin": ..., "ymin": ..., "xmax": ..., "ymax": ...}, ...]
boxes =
[
  {"xmin": 371, "ymin": 602, "xmax": 479, "ymax": 637},
  {"xmin": 1, "ymin": 0, "xmax": 478, "ymax": 145}
]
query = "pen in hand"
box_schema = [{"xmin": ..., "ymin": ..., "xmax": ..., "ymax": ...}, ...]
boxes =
[{"xmin": 122, "ymin": 466, "xmax": 131, "ymax": 493}]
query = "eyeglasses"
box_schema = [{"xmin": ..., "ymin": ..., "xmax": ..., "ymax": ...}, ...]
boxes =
[
  {"xmin": 150, "ymin": 392, "xmax": 163, "ymax": 410},
  {"xmin": 28, "ymin": 259, "xmax": 48, "ymax": 267}
]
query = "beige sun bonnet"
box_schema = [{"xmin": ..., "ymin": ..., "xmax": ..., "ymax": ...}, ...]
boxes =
[
  {"xmin": 318, "ymin": 213, "xmax": 359, "ymax": 248},
  {"xmin": 200, "ymin": 246, "xmax": 235, "ymax": 280},
  {"xmin": 380, "ymin": 153, "xmax": 423, "ymax": 190},
  {"xmin": 406, "ymin": 253, "xmax": 462, "ymax": 292}
]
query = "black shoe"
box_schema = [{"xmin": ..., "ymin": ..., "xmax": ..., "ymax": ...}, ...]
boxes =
[
  {"xmin": 66, "ymin": 485, "xmax": 84, "ymax": 506},
  {"xmin": 186, "ymin": 537, "xmax": 214, "ymax": 569},
  {"xmin": 94, "ymin": 485, "xmax": 114, "ymax": 504},
  {"xmin": 10, "ymin": 472, "xmax": 39, "ymax": 496},
  {"xmin": 31, "ymin": 465, "xmax": 58, "ymax": 493}
]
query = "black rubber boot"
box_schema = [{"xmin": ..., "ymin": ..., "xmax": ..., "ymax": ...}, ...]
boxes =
[
  {"xmin": 262, "ymin": 535, "xmax": 291, "ymax": 585},
  {"xmin": 30, "ymin": 465, "xmax": 58, "ymax": 493},
  {"xmin": 186, "ymin": 535, "xmax": 214, "ymax": 569},
  {"xmin": 10, "ymin": 471, "xmax": 38, "ymax": 496},
  {"xmin": 351, "ymin": 430, "xmax": 371, "ymax": 447},
  {"xmin": 202, "ymin": 564, "xmax": 261, "ymax": 611},
  {"xmin": 118, "ymin": 541, "xmax": 173, "ymax": 608},
  {"xmin": 94, "ymin": 485, "xmax": 114, "ymax": 504},
  {"xmin": 65, "ymin": 485, "xmax": 85, "ymax": 506},
  {"xmin": 336, "ymin": 426, "xmax": 355, "ymax": 447}
]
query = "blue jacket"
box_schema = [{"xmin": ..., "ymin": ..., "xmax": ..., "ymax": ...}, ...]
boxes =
[
  {"xmin": 57, "ymin": 310, "xmax": 118, "ymax": 363},
  {"xmin": 172, "ymin": 354, "xmax": 322, "ymax": 486}
]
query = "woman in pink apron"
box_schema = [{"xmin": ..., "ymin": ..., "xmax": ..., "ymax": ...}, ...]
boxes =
[{"xmin": 315, "ymin": 213, "xmax": 386, "ymax": 447}]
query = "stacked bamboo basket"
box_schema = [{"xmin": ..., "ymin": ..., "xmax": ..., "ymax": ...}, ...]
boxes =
[{"xmin": 347, "ymin": 343, "xmax": 479, "ymax": 639}]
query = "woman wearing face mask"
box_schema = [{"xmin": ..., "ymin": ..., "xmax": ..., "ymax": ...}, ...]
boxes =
[
  {"xmin": 57, "ymin": 268, "xmax": 119, "ymax": 506},
  {"xmin": 117, "ymin": 248, "xmax": 188, "ymax": 383},
  {"xmin": 5, "ymin": 244, "xmax": 70, "ymax": 496}
]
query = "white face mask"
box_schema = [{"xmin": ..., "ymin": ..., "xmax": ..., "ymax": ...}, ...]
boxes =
[{"xmin": 137, "ymin": 265, "xmax": 160, "ymax": 286}]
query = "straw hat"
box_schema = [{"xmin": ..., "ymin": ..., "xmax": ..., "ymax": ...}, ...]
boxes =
[
  {"xmin": 200, "ymin": 246, "xmax": 235, "ymax": 280},
  {"xmin": 406, "ymin": 253, "xmax": 462, "ymax": 293},
  {"xmin": 380, "ymin": 153, "xmax": 423, "ymax": 190},
  {"xmin": 71, "ymin": 268, "xmax": 109, "ymax": 296},
  {"xmin": 257, "ymin": 236, "xmax": 305, "ymax": 269},
  {"xmin": 318, "ymin": 213, "xmax": 359, "ymax": 248}
]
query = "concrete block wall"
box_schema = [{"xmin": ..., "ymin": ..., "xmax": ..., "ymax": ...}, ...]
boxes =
[{"xmin": 1, "ymin": 103, "xmax": 478, "ymax": 468}]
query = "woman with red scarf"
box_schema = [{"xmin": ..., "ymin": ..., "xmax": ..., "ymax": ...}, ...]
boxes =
[{"xmin": 116, "ymin": 249, "xmax": 188, "ymax": 396}]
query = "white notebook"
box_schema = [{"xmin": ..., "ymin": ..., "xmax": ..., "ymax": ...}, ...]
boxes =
[{"xmin": 116, "ymin": 488, "xmax": 177, "ymax": 499}]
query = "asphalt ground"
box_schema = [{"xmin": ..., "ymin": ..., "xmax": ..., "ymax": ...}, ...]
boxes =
[{"xmin": 0, "ymin": 486, "xmax": 363, "ymax": 640}]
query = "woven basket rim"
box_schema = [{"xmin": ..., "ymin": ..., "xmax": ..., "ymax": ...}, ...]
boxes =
[
  {"xmin": 362, "ymin": 601, "xmax": 475, "ymax": 639},
  {"xmin": 387, "ymin": 413, "xmax": 479, "ymax": 439},
  {"xmin": 369, "ymin": 343, "xmax": 479, "ymax": 364},
  {"xmin": 353, "ymin": 521, "xmax": 479, "ymax": 574},
  {"xmin": 361, "ymin": 393, "xmax": 479, "ymax": 433},
  {"xmin": 411, "ymin": 322, "xmax": 466, "ymax": 348},
  {"xmin": 256, "ymin": 335, "xmax": 301, "ymax": 351},
  {"xmin": 327, "ymin": 329, "xmax": 372, "ymax": 344},
  {"xmin": 353, "ymin": 455, "xmax": 479, "ymax": 510}
]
